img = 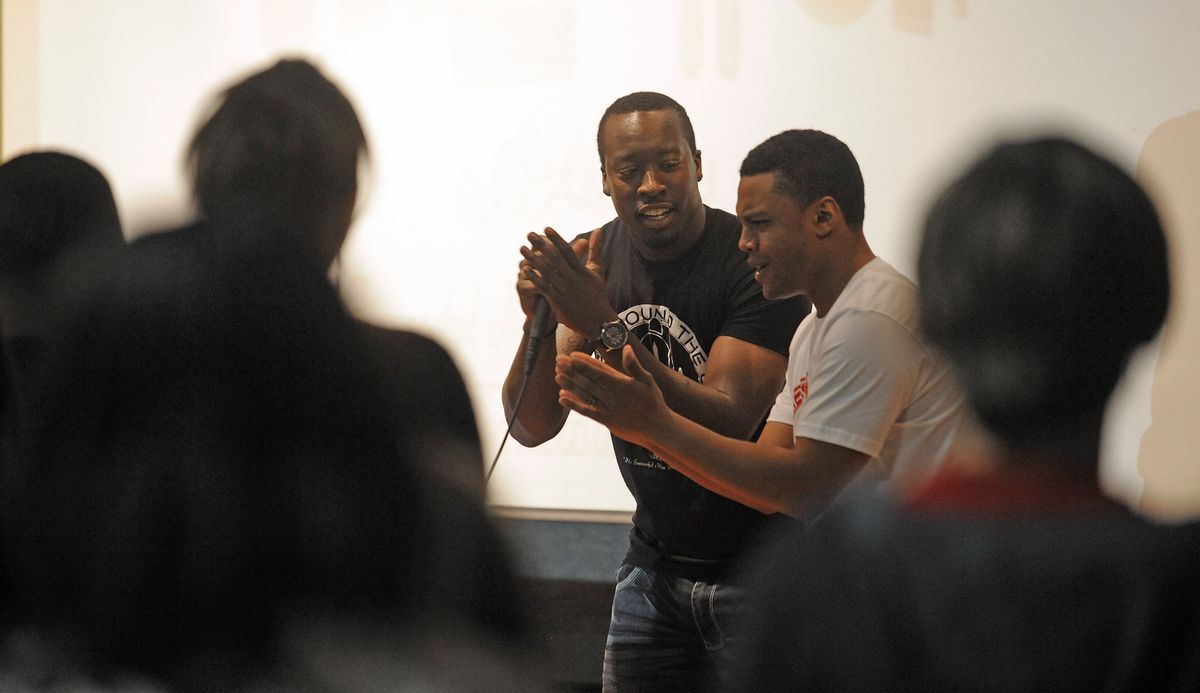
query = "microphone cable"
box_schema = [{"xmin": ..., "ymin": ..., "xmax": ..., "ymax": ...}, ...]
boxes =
[
  {"xmin": 486, "ymin": 298, "xmax": 554, "ymax": 486},
  {"xmin": 485, "ymin": 365, "xmax": 533, "ymax": 486}
]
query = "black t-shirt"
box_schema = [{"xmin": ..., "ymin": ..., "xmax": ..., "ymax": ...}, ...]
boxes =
[{"xmin": 590, "ymin": 206, "xmax": 810, "ymax": 581}]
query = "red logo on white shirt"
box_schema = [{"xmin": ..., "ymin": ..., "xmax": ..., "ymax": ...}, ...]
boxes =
[{"xmin": 792, "ymin": 375, "xmax": 809, "ymax": 412}]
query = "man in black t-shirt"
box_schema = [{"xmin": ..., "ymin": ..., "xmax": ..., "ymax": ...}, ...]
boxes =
[{"xmin": 502, "ymin": 92, "xmax": 808, "ymax": 691}]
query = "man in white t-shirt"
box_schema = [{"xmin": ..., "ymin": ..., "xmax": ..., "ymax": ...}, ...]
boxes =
[{"xmin": 555, "ymin": 129, "xmax": 967, "ymax": 519}]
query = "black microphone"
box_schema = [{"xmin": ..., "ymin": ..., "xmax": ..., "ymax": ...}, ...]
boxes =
[{"xmin": 522, "ymin": 296, "xmax": 554, "ymax": 375}]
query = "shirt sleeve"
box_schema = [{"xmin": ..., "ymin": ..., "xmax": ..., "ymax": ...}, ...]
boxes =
[
  {"xmin": 767, "ymin": 380, "xmax": 794, "ymax": 425},
  {"xmin": 788, "ymin": 310, "xmax": 922, "ymax": 458}
]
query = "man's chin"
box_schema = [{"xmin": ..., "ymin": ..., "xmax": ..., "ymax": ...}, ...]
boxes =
[
  {"xmin": 628, "ymin": 224, "xmax": 677, "ymax": 249},
  {"xmin": 759, "ymin": 283, "xmax": 797, "ymax": 302}
]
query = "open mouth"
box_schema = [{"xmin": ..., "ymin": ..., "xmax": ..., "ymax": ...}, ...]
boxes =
[{"xmin": 638, "ymin": 206, "xmax": 674, "ymax": 228}]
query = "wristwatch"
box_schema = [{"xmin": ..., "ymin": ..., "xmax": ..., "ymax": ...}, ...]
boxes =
[{"xmin": 596, "ymin": 319, "xmax": 630, "ymax": 352}]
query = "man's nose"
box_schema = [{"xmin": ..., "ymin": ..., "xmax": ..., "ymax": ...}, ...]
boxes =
[
  {"xmin": 638, "ymin": 169, "xmax": 665, "ymax": 197},
  {"xmin": 738, "ymin": 225, "xmax": 754, "ymax": 252}
]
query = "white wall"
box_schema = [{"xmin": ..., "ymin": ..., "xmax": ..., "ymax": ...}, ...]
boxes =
[{"xmin": 5, "ymin": 0, "xmax": 1199, "ymax": 515}]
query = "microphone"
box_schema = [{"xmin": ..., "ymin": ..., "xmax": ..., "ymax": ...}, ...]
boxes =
[{"xmin": 522, "ymin": 296, "xmax": 554, "ymax": 375}]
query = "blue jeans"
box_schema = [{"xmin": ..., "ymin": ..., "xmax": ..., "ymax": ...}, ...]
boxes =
[{"xmin": 602, "ymin": 563, "xmax": 746, "ymax": 692}]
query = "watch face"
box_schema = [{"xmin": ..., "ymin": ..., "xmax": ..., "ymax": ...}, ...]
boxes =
[{"xmin": 600, "ymin": 321, "xmax": 629, "ymax": 350}]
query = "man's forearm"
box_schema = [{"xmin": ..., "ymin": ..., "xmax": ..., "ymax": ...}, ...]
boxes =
[
  {"xmin": 650, "ymin": 444, "xmax": 780, "ymax": 514},
  {"xmin": 641, "ymin": 412, "xmax": 867, "ymax": 518},
  {"xmin": 640, "ymin": 413, "xmax": 791, "ymax": 513},
  {"xmin": 502, "ymin": 329, "xmax": 568, "ymax": 446}
]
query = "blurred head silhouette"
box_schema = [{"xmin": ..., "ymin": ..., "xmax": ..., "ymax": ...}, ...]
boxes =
[
  {"xmin": 0, "ymin": 151, "xmax": 121, "ymax": 275},
  {"xmin": 0, "ymin": 150, "xmax": 123, "ymax": 382},
  {"xmin": 918, "ymin": 137, "xmax": 1169, "ymax": 460},
  {"xmin": 186, "ymin": 58, "xmax": 368, "ymax": 271}
]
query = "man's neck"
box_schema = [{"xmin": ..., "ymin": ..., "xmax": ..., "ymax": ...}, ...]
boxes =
[{"xmin": 812, "ymin": 239, "xmax": 875, "ymax": 317}]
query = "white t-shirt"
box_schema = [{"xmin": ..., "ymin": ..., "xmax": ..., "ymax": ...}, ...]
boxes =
[{"xmin": 768, "ymin": 257, "xmax": 966, "ymax": 489}]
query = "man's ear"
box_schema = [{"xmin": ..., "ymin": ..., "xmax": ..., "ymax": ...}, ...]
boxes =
[
  {"xmin": 694, "ymin": 149, "xmax": 703, "ymax": 183},
  {"xmin": 601, "ymin": 167, "xmax": 612, "ymax": 197},
  {"xmin": 813, "ymin": 196, "xmax": 842, "ymax": 239}
]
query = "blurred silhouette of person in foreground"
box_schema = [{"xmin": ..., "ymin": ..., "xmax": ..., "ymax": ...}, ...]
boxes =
[
  {"xmin": 0, "ymin": 324, "xmax": 17, "ymax": 487},
  {"xmin": 0, "ymin": 58, "xmax": 541, "ymax": 691},
  {"xmin": 0, "ymin": 151, "xmax": 125, "ymax": 431},
  {"xmin": 728, "ymin": 137, "xmax": 1200, "ymax": 692},
  {"xmin": 151, "ymin": 56, "xmax": 486, "ymax": 498}
]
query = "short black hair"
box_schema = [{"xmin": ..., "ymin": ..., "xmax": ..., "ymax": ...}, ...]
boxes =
[
  {"xmin": 739, "ymin": 129, "xmax": 865, "ymax": 228},
  {"xmin": 187, "ymin": 58, "xmax": 368, "ymax": 258},
  {"xmin": 918, "ymin": 137, "xmax": 1170, "ymax": 446},
  {"xmin": 0, "ymin": 151, "xmax": 122, "ymax": 277},
  {"xmin": 596, "ymin": 91, "xmax": 696, "ymax": 165}
]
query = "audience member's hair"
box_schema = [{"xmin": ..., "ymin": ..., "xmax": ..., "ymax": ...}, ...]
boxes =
[
  {"xmin": 0, "ymin": 151, "xmax": 122, "ymax": 277},
  {"xmin": 596, "ymin": 91, "xmax": 696, "ymax": 163},
  {"xmin": 739, "ymin": 129, "xmax": 866, "ymax": 228},
  {"xmin": 918, "ymin": 137, "xmax": 1169, "ymax": 447},
  {"xmin": 187, "ymin": 58, "xmax": 368, "ymax": 267}
]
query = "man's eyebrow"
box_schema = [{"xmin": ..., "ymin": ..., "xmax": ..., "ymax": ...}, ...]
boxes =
[{"xmin": 610, "ymin": 145, "xmax": 688, "ymax": 159}]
